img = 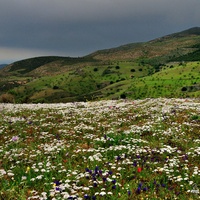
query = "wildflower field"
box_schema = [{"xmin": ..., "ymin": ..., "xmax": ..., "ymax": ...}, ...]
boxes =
[{"xmin": 0, "ymin": 98, "xmax": 199, "ymax": 200}]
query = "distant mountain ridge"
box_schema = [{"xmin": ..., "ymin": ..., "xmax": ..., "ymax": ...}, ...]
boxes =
[
  {"xmin": 169, "ymin": 27, "xmax": 200, "ymax": 36},
  {"xmin": 1, "ymin": 27, "xmax": 200, "ymax": 76},
  {"xmin": 0, "ymin": 64, "xmax": 7, "ymax": 69},
  {"xmin": 0, "ymin": 27, "xmax": 200, "ymax": 103},
  {"xmin": 88, "ymin": 27, "xmax": 200, "ymax": 61}
]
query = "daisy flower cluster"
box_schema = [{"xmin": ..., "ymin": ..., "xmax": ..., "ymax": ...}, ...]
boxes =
[{"xmin": 0, "ymin": 98, "xmax": 199, "ymax": 199}]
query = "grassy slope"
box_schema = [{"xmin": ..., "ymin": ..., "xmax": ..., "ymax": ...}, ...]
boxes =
[
  {"xmin": 8, "ymin": 61, "xmax": 153, "ymax": 102},
  {"xmin": 5, "ymin": 61, "xmax": 199, "ymax": 103},
  {"xmin": 125, "ymin": 62, "xmax": 200, "ymax": 99},
  {"xmin": 0, "ymin": 56, "xmax": 97, "ymax": 76},
  {"xmin": 88, "ymin": 35, "xmax": 200, "ymax": 63}
]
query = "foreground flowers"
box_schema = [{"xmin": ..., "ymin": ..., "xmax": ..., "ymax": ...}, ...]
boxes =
[{"xmin": 0, "ymin": 98, "xmax": 199, "ymax": 199}]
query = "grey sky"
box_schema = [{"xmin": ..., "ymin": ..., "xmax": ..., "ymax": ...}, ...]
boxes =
[{"xmin": 0, "ymin": 0, "xmax": 200, "ymax": 63}]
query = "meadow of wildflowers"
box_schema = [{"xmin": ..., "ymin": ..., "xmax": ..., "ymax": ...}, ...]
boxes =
[{"xmin": 0, "ymin": 98, "xmax": 199, "ymax": 200}]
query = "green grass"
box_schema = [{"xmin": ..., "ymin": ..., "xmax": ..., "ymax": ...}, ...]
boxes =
[
  {"xmin": 1, "ymin": 61, "xmax": 153, "ymax": 102},
  {"xmin": 125, "ymin": 62, "xmax": 200, "ymax": 99},
  {"xmin": 1, "ymin": 61, "xmax": 199, "ymax": 103}
]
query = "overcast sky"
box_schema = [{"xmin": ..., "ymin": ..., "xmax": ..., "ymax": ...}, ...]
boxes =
[{"xmin": 0, "ymin": 0, "xmax": 200, "ymax": 63}]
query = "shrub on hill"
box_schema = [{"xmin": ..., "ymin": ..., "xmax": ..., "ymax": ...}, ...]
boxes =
[
  {"xmin": 102, "ymin": 69, "xmax": 115, "ymax": 76},
  {"xmin": 53, "ymin": 86, "xmax": 59, "ymax": 89},
  {"xmin": 131, "ymin": 69, "xmax": 135, "ymax": 72},
  {"xmin": 0, "ymin": 93, "xmax": 15, "ymax": 103},
  {"xmin": 181, "ymin": 87, "xmax": 187, "ymax": 91},
  {"xmin": 120, "ymin": 93, "xmax": 126, "ymax": 99}
]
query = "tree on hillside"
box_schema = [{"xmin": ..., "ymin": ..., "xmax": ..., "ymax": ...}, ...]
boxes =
[
  {"xmin": 120, "ymin": 93, "xmax": 126, "ymax": 99},
  {"xmin": 131, "ymin": 69, "xmax": 135, "ymax": 72},
  {"xmin": 115, "ymin": 66, "xmax": 120, "ymax": 69}
]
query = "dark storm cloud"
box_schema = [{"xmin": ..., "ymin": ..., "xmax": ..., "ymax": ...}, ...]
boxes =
[{"xmin": 0, "ymin": 0, "xmax": 200, "ymax": 63}]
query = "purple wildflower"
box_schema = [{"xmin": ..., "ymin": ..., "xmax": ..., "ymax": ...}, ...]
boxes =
[
  {"xmin": 136, "ymin": 187, "xmax": 141, "ymax": 194},
  {"xmin": 112, "ymin": 185, "xmax": 116, "ymax": 189},
  {"xmin": 143, "ymin": 187, "xmax": 148, "ymax": 192},
  {"xmin": 84, "ymin": 194, "xmax": 90, "ymax": 199},
  {"xmin": 112, "ymin": 179, "xmax": 116, "ymax": 184},
  {"xmin": 95, "ymin": 166, "xmax": 99, "ymax": 174},
  {"xmin": 161, "ymin": 183, "xmax": 166, "ymax": 188},
  {"xmin": 85, "ymin": 168, "xmax": 90, "ymax": 172},
  {"xmin": 54, "ymin": 180, "xmax": 61, "ymax": 186},
  {"xmin": 116, "ymin": 156, "xmax": 121, "ymax": 161},
  {"xmin": 102, "ymin": 177, "xmax": 107, "ymax": 182},
  {"xmin": 133, "ymin": 161, "xmax": 137, "ymax": 167},
  {"xmin": 12, "ymin": 136, "xmax": 19, "ymax": 141},
  {"xmin": 93, "ymin": 182, "xmax": 98, "ymax": 187},
  {"xmin": 108, "ymin": 170, "xmax": 113, "ymax": 175},
  {"xmin": 138, "ymin": 183, "xmax": 142, "ymax": 188}
]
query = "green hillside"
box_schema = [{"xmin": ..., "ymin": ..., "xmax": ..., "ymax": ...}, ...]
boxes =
[
  {"xmin": 0, "ymin": 27, "xmax": 200, "ymax": 103},
  {"xmin": 124, "ymin": 62, "xmax": 200, "ymax": 99}
]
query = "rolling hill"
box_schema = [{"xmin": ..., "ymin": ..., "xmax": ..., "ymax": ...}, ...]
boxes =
[{"xmin": 0, "ymin": 27, "xmax": 200, "ymax": 103}]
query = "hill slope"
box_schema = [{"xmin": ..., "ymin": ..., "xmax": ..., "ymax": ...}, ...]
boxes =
[
  {"xmin": 0, "ymin": 27, "xmax": 200, "ymax": 103},
  {"xmin": 88, "ymin": 27, "xmax": 200, "ymax": 62}
]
